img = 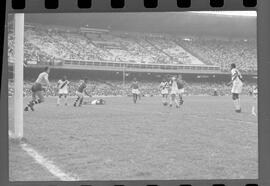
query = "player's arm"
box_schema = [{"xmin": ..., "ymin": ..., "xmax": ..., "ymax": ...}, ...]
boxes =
[
  {"xmin": 57, "ymin": 81, "xmax": 61, "ymax": 90},
  {"xmin": 227, "ymin": 72, "xmax": 237, "ymax": 86},
  {"xmin": 44, "ymin": 74, "xmax": 50, "ymax": 87},
  {"xmin": 84, "ymin": 89, "xmax": 91, "ymax": 97}
]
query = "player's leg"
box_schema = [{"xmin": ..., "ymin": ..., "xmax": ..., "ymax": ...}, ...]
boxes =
[
  {"xmin": 57, "ymin": 94, "xmax": 62, "ymax": 106},
  {"xmin": 179, "ymin": 89, "xmax": 184, "ymax": 105},
  {"xmin": 169, "ymin": 94, "xmax": 175, "ymax": 107},
  {"xmin": 133, "ymin": 93, "xmax": 137, "ymax": 103},
  {"xmin": 252, "ymin": 94, "xmax": 257, "ymax": 116},
  {"xmin": 78, "ymin": 94, "xmax": 84, "ymax": 106},
  {"xmin": 64, "ymin": 94, "xmax": 68, "ymax": 106},
  {"xmin": 237, "ymin": 94, "xmax": 241, "ymax": 112},
  {"xmin": 25, "ymin": 91, "xmax": 44, "ymax": 111},
  {"xmin": 24, "ymin": 91, "xmax": 36, "ymax": 111},
  {"xmin": 74, "ymin": 92, "xmax": 80, "ymax": 107},
  {"xmin": 175, "ymin": 93, "xmax": 180, "ymax": 108},
  {"xmin": 165, "ymin": 94, "xmax": 168, "ymax": 105},
  {"xmin": 162, "ymin": 94, "xmax": 166, "ymax": 105},
  {"xmin": 232, "ymin": 93, "xmax": 241, "ymax": 112}
]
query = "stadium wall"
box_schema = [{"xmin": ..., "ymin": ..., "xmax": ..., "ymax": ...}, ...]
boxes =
[{"xmin": 8, "ymin": 66, "xmax": 257, "ymax": 84}]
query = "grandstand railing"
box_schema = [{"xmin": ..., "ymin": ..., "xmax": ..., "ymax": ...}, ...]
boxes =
[{"xmin": 62, "ymin": 59, "xmax": 221, "ymax": 73}]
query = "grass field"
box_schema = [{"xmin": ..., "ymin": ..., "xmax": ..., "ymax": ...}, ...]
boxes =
[{"xmin": 9, "ymin": 95, "xmax": 258, "ymax": 181}]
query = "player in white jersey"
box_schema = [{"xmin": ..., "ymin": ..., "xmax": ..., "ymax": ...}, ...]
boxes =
[
  {"xmin": 251, "ymin": 85, "xmax": 258, "ymax": 116},
  {"xmin": 160, "ymin": 77, "xmax": 169, "ymax": 106},
  {"xmin": 57, "ymin": 76, "xmax": 69, "ymax": 106},
  {"xmin": 24, "ymin": 67, "xmax": 50, "ymax": 111},
  {"xmin": 227, "ymin": 63, "xmax": 243, "ymax": 113},
  {"xmin": 169, "ymin": 76, "xmax": 180, "ymax": 108}
]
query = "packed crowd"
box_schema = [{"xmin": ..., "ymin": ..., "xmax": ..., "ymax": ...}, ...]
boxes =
[
  {"xmin": 8, "ymin": 80, "xmax": 256, "ymax": 97},
  {"xmin": 8, "ymin": 23, "xmax": 257, "ymax": 72},
  {"xmin": 178, "ymin": 38, "xmax": 257, "ymax": 72}
]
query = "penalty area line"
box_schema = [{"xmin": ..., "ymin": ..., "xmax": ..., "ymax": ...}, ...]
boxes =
[{"xmin": 9, "ymin": 131, "xmax": 79, "ymax": 181}]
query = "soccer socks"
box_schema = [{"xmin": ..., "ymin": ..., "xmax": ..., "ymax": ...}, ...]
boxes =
[
  {"xmin": 79, "ymin": 98, "xmax": 83, "ymax": 106},
  {"xmin": 57, "ymin": 97, "xmax": 60, "ymax": 105},
  {"xmin": 233, "ymin": 99, "xmax": 241, "ymax": 111},
  {"xmin": 64, "ymin": 96, "xmax": 68, "ymax": 106},
  {"xmin": 24, "ymin": 99, "xmax": 41, "ymax": 111},
  {"xmin": 252, "ymin": 105, "xmax": 256, "ymax": 116},
  {"xmin": 74, "ymin": 96, "xmax": 80, "ymax": 106},
  {"xmin": 133, "ymin": 94, "xmax": 137, "ymax": 103},
  {"xmin": 175, "ymin": 98, "xmax": 180, "ymax": 108},
  {"xmin": 237, "ymin": 98, "xmax": 241, "ymax": 110}
]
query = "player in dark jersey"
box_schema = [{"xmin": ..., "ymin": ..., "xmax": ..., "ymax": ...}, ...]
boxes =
[
  {"xmin": 73, "ymin": 78, "xmax": 90, "ymax": 107},
  {"xmin": 131, "ymin": 78, "xmax": 140, "ymax": 104},
  {"xmin": 176, "ymin": 74, "xmax": 185, "ymax": 105}
]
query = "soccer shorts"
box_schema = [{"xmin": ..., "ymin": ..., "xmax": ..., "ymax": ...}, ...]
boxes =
[
  {"xmin": 59, "ymin": 89, "xmax": 68, "ymax": 95},
  {"xmin": 178, "ymin": 88, "xmax": 184, "ymax": 94},
  {"xmin": 161, "ymin": 89, "xmax": 169, "ymax": 95},
  {"xmin": 31, "ymin": 83, "xmax": 43, "ymax": 92},
  {"xmin": 170, "ymin": 89, "xmax": 178, "ymax": 95},
  {"xmin": 32, "ymin": 91, "xmax": 44, "ymax": 102},
  {"xmin": 231, "ymin": 82, "xmax": 243, "ymax": 94},
  {"xmin": 132, "ymin": 89, "xmax": 140, "ymax": 95},
  {"xmin": 75, "ymin": 91, "xmax": 84, "ymax": 98}
]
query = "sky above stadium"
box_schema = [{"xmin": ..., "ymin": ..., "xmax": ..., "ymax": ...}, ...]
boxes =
[
  {"xmin": 192, "ymin": 11, "xmax": 257, "ymax": 17},
  {"xmin": 20, "ymin": 11, "xmax": 256, "ymax": 37}
]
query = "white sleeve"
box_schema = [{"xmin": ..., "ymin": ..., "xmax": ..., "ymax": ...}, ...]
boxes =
[
  {"xmin": 231, "ymin": 69, "xmax": 237, "ymax": 80},
  {"xmin": 44, "ymin": 74, "xmax": 49, "ymax": 85}
]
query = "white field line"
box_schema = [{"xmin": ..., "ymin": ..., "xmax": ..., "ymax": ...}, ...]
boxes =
[{"xmin": 9, "ymin": 131, "xmax": 79, "ymax": 181}]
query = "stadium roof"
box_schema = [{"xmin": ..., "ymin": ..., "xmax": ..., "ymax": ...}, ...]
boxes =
[{"xmin": 22, "ymin": 12, "xmax": 256, "ymax": 38}]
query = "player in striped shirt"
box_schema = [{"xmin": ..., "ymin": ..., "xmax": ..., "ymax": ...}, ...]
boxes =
[
  {"xmin": 57, "ymin": 76, "xmax": 69, "ymax": 106},
  {"xmin": 24, "ymin": 67, "xmax": 50, "ymax": 111},
  {"xmin": 73, "ymin": 78, "xmax": 90, "ymax": 107},
  {"xmin": 160, "ymin": 77, "xmax": 169, "ymax": 106}
]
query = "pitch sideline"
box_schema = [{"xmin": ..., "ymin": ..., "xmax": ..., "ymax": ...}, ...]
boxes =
[{"xmin": 9, "ymin": 131, "xmax": 79, "ymax": 181}]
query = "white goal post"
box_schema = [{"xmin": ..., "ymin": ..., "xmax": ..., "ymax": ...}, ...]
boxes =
[{"xmin": 14, "ymin": 13, "xmax": 24, "ymax": 139}]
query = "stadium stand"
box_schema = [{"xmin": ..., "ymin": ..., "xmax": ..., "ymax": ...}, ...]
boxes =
[
  {"xmin": 8, "ymin": 23, "xmax": 257, "ymax": 72},
  {"xmin": 178, "ymin": 37, "xmax": 257, "ymax": 72}
]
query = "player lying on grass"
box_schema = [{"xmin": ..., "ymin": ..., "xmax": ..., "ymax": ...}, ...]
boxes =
[
  {"xmin": 131, "ymin": 77, "xmax": 140, "ymax": 104},
  {"xmin": 227, "ymin": 63, "xmax": 243, "ymax": 113},
  {"xmin": 73, "ymin": 78, "xmax": 91, "ymax": 107},
  {"xmin": 83, "ymin": 98, "xmax": 106, "ymax": 105},
  {"xmin": 24, "ymin": 67, "xmax": 51, "ymax": 111},
  {"xmin": 160, "ymin": 77, "xmax": 169, "ymax": 106},
  {"xmin": 57, "ymin": 76, "xmax": 69, "ymax": 106}
]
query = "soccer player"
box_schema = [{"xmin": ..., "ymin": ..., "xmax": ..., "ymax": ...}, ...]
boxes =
[
  {"xmin": 251, "ymin": 85, "xmax": 258, "ymax": 116},
  {"xmin": 131, "ymin": 77, "xmax": 140, "ymax": 104},
  {"xmin": 227, "ymin": 63, "xmax": 243, "ymax": 113},
  {"xmin": 160, "ymin": 77, "xmax": 169, "ymax": 106},
  {"xmin": 176, "ymin": 74, "xmax": 185, "ymax": 105},
  {"xmin": 73, "ymin": 78, "xmax": 90, "ymax": 107},
  {"xmin": 24, "ymin": 67, "xmax": 50, "ymax": 111},
  {"xmin": 57, "ymin": 76, "xmax": 69, "ymax": 106},
  {"xmin": 169, "ymin": 76, "xmax": 180, "ymax": 108}
]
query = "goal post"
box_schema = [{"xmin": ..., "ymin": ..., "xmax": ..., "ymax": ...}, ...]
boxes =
[{"xmin": 14, "ymin": 13, "xmax": 24, "ymax": 139}]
